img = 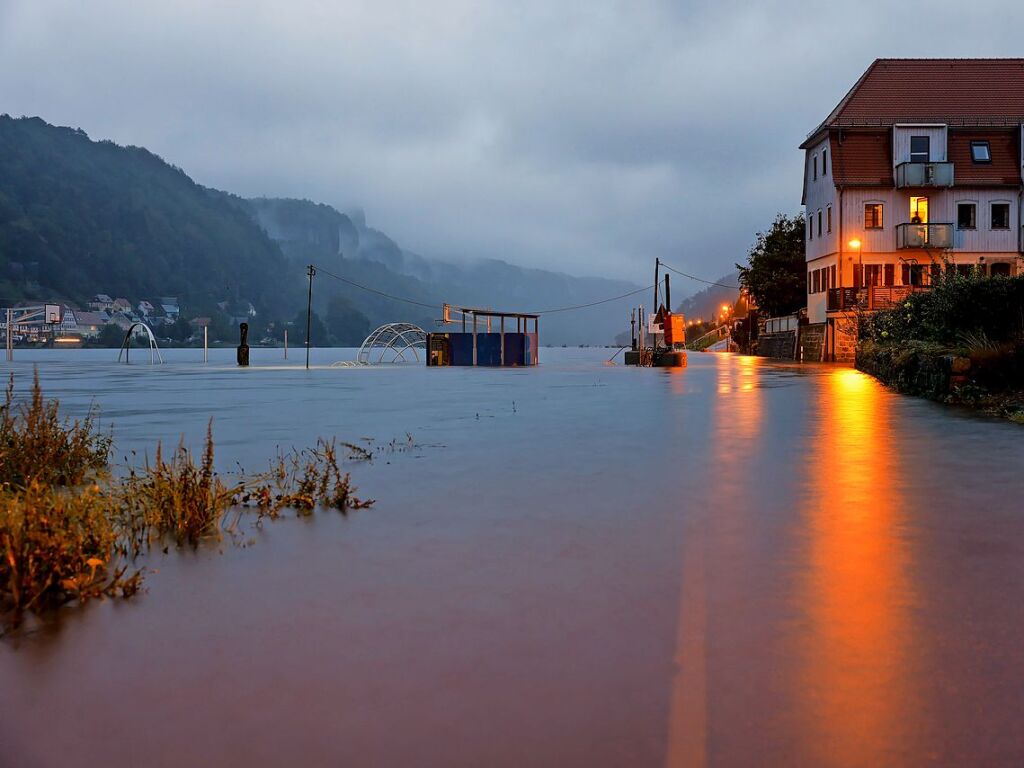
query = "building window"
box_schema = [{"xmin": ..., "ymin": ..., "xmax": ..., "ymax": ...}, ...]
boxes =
[
  {"xmin": 957, "ymin": 202, "xmax": 977, "ymax": 230},
  {"xmin": 817, "ymin": 209, "xmax": 823, "ymax": 237},
  {"xmin": 991, "ymin": 262, "xmax": 1012, "ymax": 277},
  {"xmin": 813, "ymin": 154, "xmax": 818, "ymax": 180},
  {"xmin": 970, "ymin": 141, "xmax": 991, "ymax": 163},
  {"xmin": 822, "ymin": 148, "xmax": 827, "ymax": 175},
  {"xmin": 864, "ymin": 203, "xmax": 883, "ymax": 229},
  {"xmin": 991, "ymin": 202, "xmax": 1011, "ymax": 230},
  {"xmin": 808, "ymin": 216, "xmax": 813, "ymax": 240},
  {"xmin": 830, "ymin": 264, "xmax": 836, "ymax": 288},
  {"xmin": 910, "ymin": 135, "xmax": 930, "ymax": 163},
  {"xmin": 827, "ymin": 205, "xmax": 832, "ymax": 233}
]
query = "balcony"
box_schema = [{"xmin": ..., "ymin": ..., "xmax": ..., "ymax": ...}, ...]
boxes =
[
  {"xmin": 895, "ymin": 161, "xmax": 954, "ymax": 188},
  {"xmin": 896, "ymin": 222, "xmax": 953, "ymax": 249},
  {"xmin": 827, "ymin": 285, "xmax": 931, "ymax": 312}
]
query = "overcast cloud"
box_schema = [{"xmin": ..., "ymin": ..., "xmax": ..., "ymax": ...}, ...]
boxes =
[{"xmin": 2, "ymin": 0, "xmax": 1023, "ymax": 283}]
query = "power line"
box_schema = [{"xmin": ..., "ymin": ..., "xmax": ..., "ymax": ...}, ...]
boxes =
[
  {"xmin": 314, "ymin": 262, "xmax": 656, "ymax": 316},
  {"xmin": 312, "ymin": 265, "xmax": 439, "ymax": 310},
  {"xmin": 659, "ymin": 262, "xmax": 741, "ymax": 290},
  {"xmin": 527, "ymin": 283, "xmax": 656, "ymax": 314}
]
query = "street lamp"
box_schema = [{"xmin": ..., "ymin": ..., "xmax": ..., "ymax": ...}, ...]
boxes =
[{"xmin": 848, "ymin": 238, "xmax": 863, "ymax": 289}]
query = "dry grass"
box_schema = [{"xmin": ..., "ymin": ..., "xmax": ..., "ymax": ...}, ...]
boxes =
[
  {"xmin": 1, "ymin": 481, "xmax": 142, "ymax": 621},
  {"xmin": 1, "ymin": 372, "xmax": 377, "ymax": 632},
  {"xmin": 0, "ymin": 372, "xmax": 110, "ymax": 488}
]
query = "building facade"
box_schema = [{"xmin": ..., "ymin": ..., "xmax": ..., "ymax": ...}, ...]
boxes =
[{"xmin": 801, "ymin": 59, "xmax": 1024, "ymax": 360}]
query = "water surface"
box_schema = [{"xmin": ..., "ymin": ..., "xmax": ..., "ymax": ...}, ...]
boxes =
[{"xmin": 2, "ymin": 348, "xmax": 1023, "ymax": 767}]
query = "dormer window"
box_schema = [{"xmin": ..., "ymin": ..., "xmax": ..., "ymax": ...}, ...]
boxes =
[
  {"xmin": 970, "ymin": 140, "xmax": 991, "ymax": 163},
  {"xmin": 910, "ymin": 136, "xmax": 930, "ymax": 163}
]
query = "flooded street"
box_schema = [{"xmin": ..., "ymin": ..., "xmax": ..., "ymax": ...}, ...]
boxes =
[{"xmin": 3, "ymin": 348, "xmax": 1024, "ymax": 767}]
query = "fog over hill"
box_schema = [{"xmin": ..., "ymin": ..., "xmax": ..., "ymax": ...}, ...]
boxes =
[
  {"xmin": 242, "ymin": 196, "xmax": 658, "ymax": 345},
  {"xmin": 0, "ymin": 114, "xmax": 733, "ymax": 345}
]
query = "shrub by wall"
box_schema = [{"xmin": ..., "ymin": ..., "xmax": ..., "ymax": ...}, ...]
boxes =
[{"xmin": 860, "ymin": 273, "xmax": 1024, "ymax": 346}]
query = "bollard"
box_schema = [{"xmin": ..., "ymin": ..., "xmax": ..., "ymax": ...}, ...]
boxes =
[{"xmin": 237, "ymin": 322, "xmax": 250, "ymax": 367}]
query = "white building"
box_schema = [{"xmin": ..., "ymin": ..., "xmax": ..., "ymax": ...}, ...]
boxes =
[{"xmin": 801, "ymin": 59, "xmax": 1024, "ymax": 360}]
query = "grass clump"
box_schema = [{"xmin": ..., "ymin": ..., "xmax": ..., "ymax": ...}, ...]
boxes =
[
  {"xmin": 1, "ymin": 481, "xmax": 142, "ymax": 619},
  {"xmin": 1, "ymin": 372, "xmax": 377, "ymax": 632},
  {"xmin": 0, "ymin": 372, "xmax": 110, "ymax": 487},
  {"xmin": 118, "ymin": 422, "xmax": 237, "ymax": 549}
]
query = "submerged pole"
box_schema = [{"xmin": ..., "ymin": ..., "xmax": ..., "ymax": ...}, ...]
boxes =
[
  {"xmin": 654, "ymin": 258, "xmax": 660, "ymax": 313},
  {"xmin": 305, "ymin": 264, "xmax": 315, "ymax": 370}
]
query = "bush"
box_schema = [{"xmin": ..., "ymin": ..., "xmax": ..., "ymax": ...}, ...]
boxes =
[{"xmin": 862, "ymin": 272, "xmax": 1024, "ymax": 345}]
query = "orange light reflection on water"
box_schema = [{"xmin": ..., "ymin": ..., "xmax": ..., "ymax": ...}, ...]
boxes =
[{"xmin": 798, "ymin": 367, "xmax": 918, "ymax": 764}]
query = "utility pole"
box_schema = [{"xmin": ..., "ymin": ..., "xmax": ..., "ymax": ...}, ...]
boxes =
[{"xmin": 305, "ymin": 265, "xmax": 316, "ymax": 370}]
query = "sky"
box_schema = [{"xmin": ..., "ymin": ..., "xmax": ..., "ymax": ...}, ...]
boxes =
[{"xmin": 2, "ymin": 0, "xmax": 1024, "ymax": 285}]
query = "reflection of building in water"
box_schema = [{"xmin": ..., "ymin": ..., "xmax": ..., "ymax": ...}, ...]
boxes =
[{"xmin": 797, "ymin": 368, "xmax": 920, "ymax": 764}]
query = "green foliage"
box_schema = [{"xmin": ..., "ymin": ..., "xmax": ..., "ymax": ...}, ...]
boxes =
[
  {"xmin": 326, "ymin": 293, "xmax": 371, "ymax": 346},
  {"xmin": 0, "ymin": 372, "xmax": 111, "ymax": 488},
  {"xmin": 1, "ymin": 377, "xmax": 375, "ymax": 630},
  {"xmin": 290, "ymin": 309, "xmax": 329, "ymax": 346},
  {"xmin": 0, "ymin": 116, "xmax": 300, "ymax": 315},
  {"xmin": 736, "ymin": 213, "xmax": 806, "ymax": 318},
  {"xmin": 861, "ymin": 273, "xmax": 1024, "ymax": 346},
  {"xmin": 94, "ymin": 323, "xmax": 126, "ymax": 348}
]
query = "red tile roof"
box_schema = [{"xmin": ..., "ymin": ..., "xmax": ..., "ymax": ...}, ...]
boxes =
[
  {"xmin": 829, "ymin": 130, "xmax": 893, "ymax": 186},
  {"xmin": 947, "ymin": 128, "xmax": 1020, "ymax": 185},
  {"xmin": 804, "ymin": 59, "xmax": 1024, "ymax": 146}
]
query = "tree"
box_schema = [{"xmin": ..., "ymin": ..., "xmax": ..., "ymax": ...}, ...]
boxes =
[
  {"xmin": 736, "ymin": 213, "xmax": 806, "ymax": 318},
  {"xmin": 95, "ymin": 323, "xmax": 126, "ymax": 348},
  {"xmin": 290, "ymin": 309, "xmax": 329, "ymax": 347},
  {"xmin": 325, "ymin": 294, "xmax": 370, "ymax": 346}
]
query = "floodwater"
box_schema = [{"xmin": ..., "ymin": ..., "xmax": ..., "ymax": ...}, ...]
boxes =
[{"xmin": 2, "ymin": 347, "xmax": 1024, "ymax": 767}]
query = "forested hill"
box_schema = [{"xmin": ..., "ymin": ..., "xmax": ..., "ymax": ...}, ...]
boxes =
[
  {"xmin": 0, "ymin": 115, "xmax": 298, "ymax": 315},
  {"xmin": 0, "ymin": 115, "xmax": 657, "ymax": 344},
  {"xmin": 241, "ymin": 197, "xmax": 648, "ymax": 345}
]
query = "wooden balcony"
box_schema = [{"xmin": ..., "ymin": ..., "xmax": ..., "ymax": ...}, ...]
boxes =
[{"xmin": 827, "ymin": 285, "xmax": 930, "ymax": 312}]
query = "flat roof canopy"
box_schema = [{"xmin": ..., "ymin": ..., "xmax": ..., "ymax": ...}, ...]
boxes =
[{"xmin": 449, "ymin": 305, "xmax": 539, "ymax": 320}]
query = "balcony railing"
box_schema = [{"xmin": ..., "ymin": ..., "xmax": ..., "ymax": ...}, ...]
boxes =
[
  {"xmin": 896, "ymin": 222, "xmax": 954, "ymax": 249},
  {"xmin": 827, "ymin": 285, "xmax": 931, "ymax": 312},
  {"xmin": 895, "ymin": 161, "xmax": 954, "ymax": 188}
]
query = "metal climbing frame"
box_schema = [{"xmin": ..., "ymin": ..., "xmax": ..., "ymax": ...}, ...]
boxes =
[
  {"xmin": 356, "ymin": 323, "xmax": 427, "ymax": 365},
  {"xmin": 118, "ymin": 322, "xmax": 164, "ymax": 364}
]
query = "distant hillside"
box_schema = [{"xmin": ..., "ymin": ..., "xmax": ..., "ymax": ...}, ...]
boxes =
[
  {"xmin": 0, "ymin": 115, "xmax": 665, "ymax": 345},
  {"xmin": 243, "ymin": 197, "xmax": 647, "ymax": 345},
  {"xmin": 0, "ymin": 116, "xmax": 299, "ymax": 316},
  {"xmin": 676, "ymin": 271, "xmax": 741, "ymax": 323}
]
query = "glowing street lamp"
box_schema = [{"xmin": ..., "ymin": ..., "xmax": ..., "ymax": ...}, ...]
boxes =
[{"xmin": 849, "ymin": 238, "xmax": 863, "ymax": 287}]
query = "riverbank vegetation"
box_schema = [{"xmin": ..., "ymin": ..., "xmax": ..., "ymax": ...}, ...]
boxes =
[
  {"xmin": 856, "ymin": 272, "xmax": 1024, "ymax": 421},
  {"xmin": 0, "ymin": 373, "xmax": 374, "ymax": 632}
]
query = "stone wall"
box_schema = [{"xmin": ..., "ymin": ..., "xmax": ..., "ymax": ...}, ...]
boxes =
[
  {"xmin": 798, "ymin": 323, "xmax": 825, "ymax": 362},
  {"xmin": 757, "ymin": 330, "xmax": 797, "ymax": 360}
]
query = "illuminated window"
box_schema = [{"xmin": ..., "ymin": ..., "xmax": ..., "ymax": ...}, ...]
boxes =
[
  {"xmin": 957, "ymin": 202, "xmax": 976, "ymax": 230},
  {"xmin": 864, "ymin": 203, "xmax": 883, "ymax": 229},
  {"xmin": 991, "ymin": 202, "xmax": 1010, "ymax": 230},
  {"xmin": 970, "ymin": 141, "xmax": 991, "ymax": 163}
]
